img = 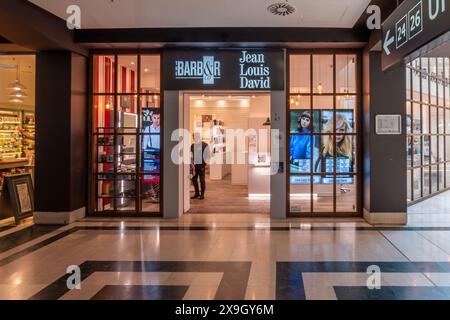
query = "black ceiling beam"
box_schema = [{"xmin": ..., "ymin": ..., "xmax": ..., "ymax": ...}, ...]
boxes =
[
  {"xmin": 0, "ymin": 0, "xmax": 87, "ymax": 55},
  {"xmin": 74, "ymin": 27, "xmax": 370, "ymax": 44}
]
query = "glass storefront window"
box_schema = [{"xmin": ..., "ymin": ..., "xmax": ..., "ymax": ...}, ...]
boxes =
[
  {"xmin": 407, "ymin": 170, "xmax": 412, "ymax": 202},
  {"xmin": 413, "ymin": 168, "xmax": 421, "ymax": 199},
  {"xmin": 313, "ymin": 55, "xmax": 333, "ymax": 94},
  {"xmin": 313, "ymin": 176, "xmax": 334, "ymax": 213},
  {"xmin": 91, "ymin": 54, "xmax": 161, "ymax": 215},
  {"xmin": 447, "ymin": 163, "xmax": 450, "ymax": 188},
  {"xmin": 406, "ymin": 102, "xmax": 411, "ymax": 134},
  {"xmin": 430, "ymin": 58, "xmax": 437, "ymax": 106},
  {"xmin": 407, "ymin": 56, "xmax": 450, "ymax": 204},
  {"xmin": 336, "ymin": 55, "xmax": 356, "ymax": 94},
  {"xmin": 94, "ymin": 55, "xmax": 115, "ymax": 94},
  {"xmin": 290, "ymin": 55, "xmax": 310, "ymax": 94},
  {"xmin": 289, "ymin": 52, "xmax": 359, "ymax": 216},
  {"xmin": 336, "ymin": 176, "xmax": 357, "ymax": 213},
  {"xmin": 140, "ymin": 55, "xmax": 161, "ymax": 93},
  {"xmin": 117, "ymin": 56, "xmax": 137, "ymax": 93},
  {"xmin": 413, "ymin": 103, "xmax": 421, "ymax": 133}
]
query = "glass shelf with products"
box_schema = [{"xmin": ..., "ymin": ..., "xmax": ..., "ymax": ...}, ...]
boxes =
[
  {"xmin": 0, "ymin": 110, "xmax": 23, "ymax": 162},
  {"xmin": 0, "ymin": 109, "xmax": 35, "ymax": 195}
]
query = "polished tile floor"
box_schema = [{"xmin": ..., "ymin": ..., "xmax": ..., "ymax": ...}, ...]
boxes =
[{"xmin": 2, "ymin": 192, "xmax": 450, "ymax": 300}]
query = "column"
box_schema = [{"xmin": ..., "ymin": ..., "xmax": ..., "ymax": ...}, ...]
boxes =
[
  {"xmin": 34, "ymin": 51, "xmax": 87, "ymax": 224},
  {"xmin": 363, "ymin": 51, "xmax": 407, "ymax": 225}
]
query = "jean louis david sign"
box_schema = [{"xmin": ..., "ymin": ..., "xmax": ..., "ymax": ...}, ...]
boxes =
[{"xmin": 163, "ymin": 50, "xmax": 285, "ymax": 91}]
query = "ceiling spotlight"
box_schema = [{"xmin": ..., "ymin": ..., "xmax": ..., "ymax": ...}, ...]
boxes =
[
  {"xmin": 267, "ymin": 1, "xmax": 296, "ymax": 16},
  {"xmin": 144, "ymin": 68, "xmax": 149, "ymax": 72}
]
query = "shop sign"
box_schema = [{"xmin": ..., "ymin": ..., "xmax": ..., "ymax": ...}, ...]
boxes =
[
  {"xmin": 382, "ymin": 0, "xmax": 450, "ymax": 71},
  {"xmin": 164, "ymin": 49, "xmax": 285, "ymax": 91}
]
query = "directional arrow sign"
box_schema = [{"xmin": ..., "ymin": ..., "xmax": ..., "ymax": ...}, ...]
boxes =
[
  {"xmin": 383, "ymin": 29, "xmax": 395, "ymax": 55},
  {"xmin": 381, "ymin": 0, "xmax": 450, "ymax": 71}
]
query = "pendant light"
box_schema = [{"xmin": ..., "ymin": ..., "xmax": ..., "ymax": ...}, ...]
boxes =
[
  {"xmin": 10, "ymin": 90, "xmax": 28, "ymax": 99},
  {"xmin": 263, "ymin": 118, "xmax": 271, "ymax": 126},
  {"xmin": 7, "ymin": 62, "xmax": 27, "ymax": 103},
  {"xmin": 8, "ymin": 96, "xmax": 24, "ymax": 103},
  {"xmin": 7, "ymin": 63, "xmax": 27, "ymax": 91}
]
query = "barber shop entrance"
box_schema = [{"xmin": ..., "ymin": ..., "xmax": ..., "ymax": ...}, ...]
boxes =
[
  {"xmin": 162, "ymin": 49, "xmax": 286, "ymax": 218},
  {"xmin": 181, "ymin": 92, "xmax": 272, "ymax": 214}
]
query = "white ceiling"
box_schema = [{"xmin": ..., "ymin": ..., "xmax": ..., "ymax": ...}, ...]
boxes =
[{"xmin": 29, "ymin": 0, "xmax": 371, "ymax": 28}]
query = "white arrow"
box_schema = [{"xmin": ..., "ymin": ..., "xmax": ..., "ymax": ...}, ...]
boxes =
[{"xmin": 384, "ymin": 29, "xmax": 395, "ymax": 55}]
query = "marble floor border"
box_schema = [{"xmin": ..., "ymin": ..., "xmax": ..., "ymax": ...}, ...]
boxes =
[
  {"xmin": 91, "ymin": 285, "xmax": 190, "ymax": 300},
  {"xmin": 0, "ymin": 225, "xmax": 64, "ymax": 253},
  {"xmin": 333, "ymin": 286, "xmax": 450, "ymax": 300},
  {"xmin": 29, "ymin": 261, "xmax": 252, "ymax": 300},
  {"xmin": 276, "ymin": 261, "xmax": 450, "ymax": 300},
  {"xmin": 4, "ymin": 224, "xmax": 450, "ymax": 269}
]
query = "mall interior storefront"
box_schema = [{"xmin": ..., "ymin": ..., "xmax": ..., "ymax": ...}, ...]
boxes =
[
  {"xmin": 5, "ymin": 0, "xmax": 448, "ymax": 226},
  {"xmin": 88, "ymin": 49, "xmax": 361, "ymax": 219},
  {"xmin": 0, "ymin": 47, "xmax": 440, "ymax": 225}
]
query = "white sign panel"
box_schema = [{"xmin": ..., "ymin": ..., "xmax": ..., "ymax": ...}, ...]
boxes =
[{"xmin": 375, "ymin": 115, "xmax": 402, "ymax": 135}]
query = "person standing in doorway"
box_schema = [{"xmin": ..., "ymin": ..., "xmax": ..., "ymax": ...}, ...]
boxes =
[{"xmin": 191, "ymin": 132, "xmax": 210, "ymax": 200}]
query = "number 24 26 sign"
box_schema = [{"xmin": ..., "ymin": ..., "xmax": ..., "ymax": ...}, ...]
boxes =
[{"xmin": 382, "ymin": 0, "xmax": 449, "ymax": 71}]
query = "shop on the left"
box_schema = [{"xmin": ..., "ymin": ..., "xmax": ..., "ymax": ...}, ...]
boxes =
[{"xmin": 0, "ymin": 54, "xmax": 35, "ymax": 226}]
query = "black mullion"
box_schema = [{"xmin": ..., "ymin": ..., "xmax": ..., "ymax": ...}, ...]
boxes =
[
  {"xmin": 419, "ymin": 59, "xmax": 424, "ymax": 198},
  {"xmin": 434, "ymin": 58, "xmax": 441, "ymax": 190},
  {"xmin": 333, "ymin": 54, "xmax": 337, "ymax": 214},
  {"xmin": 428, "ymin": 59, "xmax": 432, "ymax": 194},
  {"xmin": 286, "ymin": 53, "xmax": 291, "ymax": 216},
  {"xmin": 136, "ymin": 54, "xmax": 142, "ymax": 213},
  {"xmin": 444, "ymin": 58, "xmax": 448, "ymax": 188},
  {"xmin": 113, "ymin": 54, "xmax": 118, "ymax": 213},
  {"xmin": 310, "ymin": 54, "xmax": 314, "ymax": 213},
  {"xmin": 409, "ymin": 66, "xmax": 414, "ymax": 201}
]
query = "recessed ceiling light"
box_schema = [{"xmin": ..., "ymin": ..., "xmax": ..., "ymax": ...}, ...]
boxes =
[
  {"xmin": 131, "ymin": 62, "xmax": 135, "ymax": 65},
  {"xmin": 144, "ymin": 68, "xmax": 148, "ymax": 72}
]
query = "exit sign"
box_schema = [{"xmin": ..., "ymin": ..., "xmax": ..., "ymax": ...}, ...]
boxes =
[{"xmin": 382, "ymin": 0, "xmax": 450, "ymax": 71}]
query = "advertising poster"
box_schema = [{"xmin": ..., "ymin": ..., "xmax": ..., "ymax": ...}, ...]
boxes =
[
  {"xmin": 290, "ymin": 109, "xmax": 355, "ymax": 184},
  {"xmin": 141, "ymin": 108, "xmax": 161, "ymax": 183}
]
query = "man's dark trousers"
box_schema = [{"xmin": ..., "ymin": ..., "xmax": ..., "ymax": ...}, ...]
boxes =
[{"xmin": 192, "ymin": 165, "xmax": 206, "ymax": 196}]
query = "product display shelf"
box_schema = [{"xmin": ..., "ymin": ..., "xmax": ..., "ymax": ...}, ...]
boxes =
[
  {"xmin": 95, "ymin": 129, "xmax": 138, "ymax": 209},
  {"xmin": 0, "ymin": 110, "xmax": 22, "ymax": 161},
  {"xmin": 0, "ymin": 110, "xmax": 35, "ymax": 193}
]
